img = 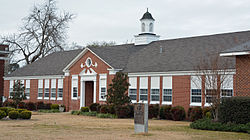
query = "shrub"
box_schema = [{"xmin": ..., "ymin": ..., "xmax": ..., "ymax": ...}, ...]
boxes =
[
  {"xmin": 19, "ymin": 111, "xmax": 32, "ymax": 119},
  {"xmin": 116, "ymin": 105, "xmax": 130, "ymax": 118},
  {"xmin": 44, "ymin": 103, "xmax": 52, "ymax": 110},
  {"xmin": 219, "ymin": 97, "xmax": 250, "ymax": 124},
  {"xmin": 188, "ymin": 107, "xmax": 203, "ymax": 122},
  {"xmin": 159, "ymin": 105, "xmax": 172, "ymax": 120},
  {"xmin": 38, "ymin": 109, "xmax": 60, "ymax": 113},
  {"xmin": 0, "ymin": 110, "xmax": 6, "ymax": 119},
  {"xmin": 18, "ymin": 102, "xmax": 26, "ymax": 109},
  {"xmin": 37, "ymin": 101, "xmax": 45, "ymax": 109},
  {"xmin": 171, "ymin": 106, "xmax": 186, "ymax": 121},
  {"xmin": 148, "ymin": 104, "xmax": 160, "ymax": 119},
  {"xmin": 108, "ymin": 105, "xmax": 116, "ymax": 114},
  {"xmin": 81, "ymin": 107, "xmax": 89, "ymax": 112},
  {"xmin": 89, "ymin": 103, "xmax": 100, "ymax": 112},
  {"xmin": 202, "ymin": 107, "xmax": 212, "ymax": 118},
  {"xmin": 97, "ymin": 113, "xmax": 117, "ymax": 119},
  {"xmin": 127, "ymin": 104, "xmax": 134, "ymax": 118},
  {"xmin": 0, "ymin": 107, "xmax": 15, "ymax": 116},
  {"xmin": 51, "ymin": 104, "xmax": 59, "ymax": 110},
  {"xmin": 15, "ymin": 109, "xmax": 28, "ymax": 113},
  {"xmin": 205, "ymin": 112, "xmax": 212, "ymax": 119},
  {"xmin": 71, "ymin": 110, "xmax": 80, "ymax": 115},
  {"xmin": 3, "ymin": 100, "xmax": 16, "ymax": 108},
  {"xmin": 79, "ymin": 111, "xmax": 97, "ymax": 116},
  {"xmin": 100, "ymin": 105, "xmax": 109, "ymax": 114},
  {"xmin": 190, "ymin": 118, "xmax": 250, "ymax": 133},
  {"xmin": 9, "ymin": 111, "xmax": 19, "ymax": 119},
  {"xmin": 26, "ymin": 102, "xmax": 37, "ymax": 111}
]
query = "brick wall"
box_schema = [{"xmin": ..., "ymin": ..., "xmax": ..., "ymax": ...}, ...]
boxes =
[{"xmin": 235, "ymin": 55, "xmax": 250, "ymax": 96}]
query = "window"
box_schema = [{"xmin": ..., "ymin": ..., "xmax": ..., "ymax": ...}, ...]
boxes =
[
  {"xmin": 163, "ymin": 89, "xmax": 172, "ymax": 102},
  {"xmin": 206, "ymin": 89, "xmax": 217, "ymax": 104},
  {"xmin": 72, "ymin": 76, "xmax": 78, "ymax": 100},
  {"xmin": 191, "ymin": 76, "xmax": 202, "ymax": 105},
  {"xmin": 149, "ymin": 23, "xmax": 153, "ymax": 32},
  {"xmin": 151, "ymin": 89, "xmax": 159, "ymax": 101},
  {"xmin": 99, "ymin": 74, "xmax": 107, "ymax": 101},
  {"xmin": 44, "ymin": 79, "xmax": 50, "ymax": 99},
  {"xmin": 85, "ymin": 57, "xmax": 92, "ymax": 67},
  {"xmin": 139, "ymin": 77, "xmax": 148, "ymax": 102},
  {"xmin": 141, "ymin": 23, "xmax": 145, "ymax": 32},
  {"xmin": 129, "ymin": 77, "xmax": 137, "ymax": 102},
  {"xmin": 51, "ymin": 79, "xmax": 56, "ymax": 100},
  {"xmin": 9, "ymin": 80, "xmax": 14, "ymax": 97},
  {"xmin": 38, "ymin": 80, "xmax": 43, "ymax": 99},
  {"xmin": 162, "ymin": 77, "xmax": 172, "ymax": 104},
  {"xmin": 205, "ymin": 75, "xmax": 217, "ymax": 105},
  {"xmin": 25, "ymin": 80, "xmax": 30, "ymax": 99},
  {"xmin": 151, "ymin": 77, "xmax": 160, "ymax": 103},
  {"xmin": 57, "ymin": 79, "xmax": 63, "ymax": 100},
  {"xmin": 221, "ymin": 75, "xmax": 233, "ymax": 98}
]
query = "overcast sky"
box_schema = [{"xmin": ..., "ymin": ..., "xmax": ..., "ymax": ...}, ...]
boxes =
[{"xmin": 1, "ymin": 0, "xmax": 250, "ymax": 46}]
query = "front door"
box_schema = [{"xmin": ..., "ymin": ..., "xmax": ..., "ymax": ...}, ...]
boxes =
[{"xmin": 85, "ymin": 81, "xmax": 94, "ymax": 107}]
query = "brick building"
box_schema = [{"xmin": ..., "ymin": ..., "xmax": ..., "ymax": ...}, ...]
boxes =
[
  {"xmin": 3, "ymin": 11, "xmax": 250, "ymax": 111},
  {"xmin": 0, "ymin": 44, "xmax": 9, "ymax": 103}
]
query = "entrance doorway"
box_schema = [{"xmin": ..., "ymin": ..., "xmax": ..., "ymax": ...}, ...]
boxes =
[{"xmin": 85, "ymin": 81, "xmax": 94, "ymax": 107}]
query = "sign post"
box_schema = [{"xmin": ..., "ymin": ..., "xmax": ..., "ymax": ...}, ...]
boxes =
[{"xmin": 134, "ymin": 103, "xmax": 148, "ymax": 133}]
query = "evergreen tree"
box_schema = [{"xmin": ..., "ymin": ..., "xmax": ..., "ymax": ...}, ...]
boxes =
[
  {"xmin": 10, "ymin": 81, "xmax": 26, "ymax": 108},
  {"xmin": 106, "ymin": 72, "xmax": 131, "ymax": 107}
]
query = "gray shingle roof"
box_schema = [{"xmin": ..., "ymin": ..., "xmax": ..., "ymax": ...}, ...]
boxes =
[
  {"xmin": 221, "ymin": 40, "xmax": 250, "ymax": 53},
  {"xmin": 7, "ymin": 49, "xmax": 82, "ymax": 77},
  {"xmin": 6, "ymin": 30, "xmax": 250, "ymax": 77}
]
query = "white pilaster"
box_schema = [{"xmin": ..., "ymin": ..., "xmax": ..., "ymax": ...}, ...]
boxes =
[{"xmin": 93, "ymin": 80, "xmax": 96, "ymax": 103}]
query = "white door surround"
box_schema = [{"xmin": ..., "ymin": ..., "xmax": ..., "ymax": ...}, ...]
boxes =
[{"xmin": 79, "ymin": 68, "xmax": 97, "ymax": 108}]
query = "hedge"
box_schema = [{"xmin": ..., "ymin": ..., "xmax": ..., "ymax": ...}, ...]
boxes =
[
  {"xmin": 89, "ymin": 103, "xmax": 100, "ymax": 112},
  {"xmin": 159, "ymin": 105, "xmax": 172, "ymax": 120},
  {"xmin": 81, "ymin": 107, "xmax": 89, "ymax": 112},
  {"xmin": 188, "ymin": 107, "xmax": 203, "ymax": 122},
  {"xmin": 51, "ymin": 104, "xmax": 59, "ymax": 110},
  {"xmin": 0, "ymin": 110, "xmax": 6, "ymax": 119},
  {"xmin": 171, "ymin": 106, "xmax": 186, "ymax": 121},
  {"xmin": 19, "ymin": 111, "xmax": 32, "ymax": 119},
  {"xmin": 9, "ymin": 111, "xmax": 19, "ymax": 119},
  {"xmin": 219, "ymin": 97, "xmax": 250, "ymax": 124},
  {"xmin": 190, "ymin": 118, "xmax": 250, "ymax": 134},
  {"xmin": 148, "ymin": 104, "xmax": 159, "ymax": 119}
]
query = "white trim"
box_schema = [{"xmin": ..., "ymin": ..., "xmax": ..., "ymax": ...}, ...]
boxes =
[
  {"xmin": 150, "ymin": 101, "xmax": 159, "ymax": 104},
  {"xmin": 37, "ymin": 97, "xmax": 43, "ymax": 100},
  {"xmin": 0, "ymin": 50, "xmax": 10, "ymax": 54},
  {"xmin": 220, "ymin": 51, "xmax": 250, "ymax": 57},
  {"xmin": 99, "ymin": 74, "xmax": 107, "ymax": 101},
  {"xmin": 44, "ymin": 97, "xmax": 49, "ymax": 100},
  {"xmin": 131, "ymin": 100, "xmax": 137, "ymax": 103},
  {"xmin": 0, "ymin": 57, "xmax": 9, "ymax": 60},
  {"xmin": 63, "ymin": 48, "xmax": 114, "ymax": 72},
  {"xmin": 108, "ymin": 69, "xmax": 122, "ymax": 75},
  {"xmin": 50, "ymin": 97, "xmax": 56, "ymax": 100},
  {"xmin": 57, "ymin": 97, "xmax": 63, "ymax": 101},
  {"xmin": 190, "ymin": 103, "xmax": 202, "ymax": 106},
  {"xmin": 162, "ymin": 101, "xmax": 172, "ymax": 105},
  {"xmin": 128, "ymin": 70, "xmax": 235, "ymax": 77},
  {"xmin": 204, "ymin": 103, "xmax": 211, "ymax": 107},
  {"xmin": 4, "ymin": 75, "xmax": 64, "ymax": 80},
  {"xmin": 71, "ymin": 75, "xmax": 78, "ymax": 100}
]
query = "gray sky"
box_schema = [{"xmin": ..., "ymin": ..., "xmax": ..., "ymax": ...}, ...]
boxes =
[{"xmin": 1, "ymin": 0, "xmax": 250, "ymax": 46}]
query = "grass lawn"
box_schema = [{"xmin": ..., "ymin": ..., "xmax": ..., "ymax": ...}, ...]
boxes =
[{"xmin": 0, "ymin": 112, "xmax": 249, "ymax": 140}]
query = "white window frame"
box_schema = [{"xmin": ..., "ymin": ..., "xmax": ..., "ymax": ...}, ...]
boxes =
[
  {"xmin": 139, "ymin": 77, "xmax": 148, "ymax": 103},
  {"xmin": 128, "ymin": 77, "xmax": 137, "ymax": 103},
  {"xmin": 37, "ymin": 79, "xmax": 43, "ymax": 99},
  {"xmin": 44, "ymin": 79, "xmax": 50, "ymax": 100},
  {"xmin": 221, "ymin": 75, "xmax": 233, "ymax": 98},
  {"xmin": 99, "ymin": 74, "xmax": 107, "ymax": 101},
  {"xmin": 162, "ymin": 76, "xmax": 172, "ymax": 105},
  {"xmin": 25, "ymin": 80, "xmax": 30, "ymax": 99},
  {"xmin": 9, "ymin": 80, "xmax": 14, "ymax": 98},
  {"xmin": 71, "ymin": 75, "xmax": 78, "ymax": 100},
  {"xmin": 205, "ymin": 75, "xmax": 217, "ymax": 106},
  {"xmin": 57, "ymin": 79, "xmax": 63, "ymax": 100},
  {"xmin": 150, "ymin": 77, "xmax": 160, "ymax": 104},
  {"xmin": 50, "ymin": 79, "xmax": 56, "ymax": 100},
  {"xmin": 190, "ymin": 76, "xmax": 202, "ymax": 106}
]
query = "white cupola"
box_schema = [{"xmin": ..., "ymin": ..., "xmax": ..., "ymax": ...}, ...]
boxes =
[{"xmin": 134, "ymin": 9, "xmax": 160, "ymax": 45}]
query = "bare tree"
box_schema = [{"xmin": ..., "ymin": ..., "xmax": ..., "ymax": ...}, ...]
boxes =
[
  {"xmin": 192, "ymin": 54, "xmax": 234, "ymax": 121},
  {"xmin": 86, "ymin": 41, "xmax": 116, "ymax": 47},
  {"xmin": 1, "ymin": 0, "xmax": 74, "ymax": 65}
]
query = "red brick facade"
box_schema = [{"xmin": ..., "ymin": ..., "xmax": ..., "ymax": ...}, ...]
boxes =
[
  {"xmin": 235, "ymin": 55, "xmax": 250, "ymax": 96},
  {"xmin": 0, "ymin": 45, "xmax": 8, "ymax": 103},
  {"xmin": 3, "ymin": 48, "xmax": 248, "ymax": 113}
]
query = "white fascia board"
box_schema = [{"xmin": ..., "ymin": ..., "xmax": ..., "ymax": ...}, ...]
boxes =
[
  {"xmin": 63, "ymin": 48, "xmax": 114, "ymax": 72},
  {"xmin": 128, "ymin": 70, "xmax": 236, "ymax": 77},
  {"xmin": 4, "ymin": 75, "xmax": 64, "ymax": 80},
  {"xmin": 220, "ymin": 51, "xmax": 250, "ymax": 57},
  {"xmin": 0, "ymin": 50, "xmax": 10, "ymax": 54},
  {"xmin": 0, "ymin": 57, "xmax": 9, "ymax": 60}
]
